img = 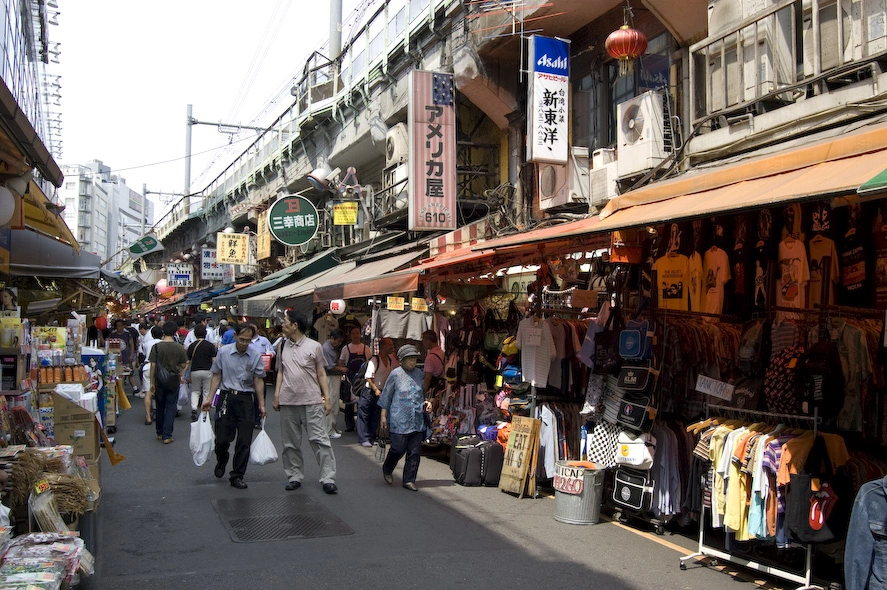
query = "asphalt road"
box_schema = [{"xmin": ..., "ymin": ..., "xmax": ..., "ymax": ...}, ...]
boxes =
[{"xmin": 78, "ymin": 385, "xmax": 785, "ymax": 590}]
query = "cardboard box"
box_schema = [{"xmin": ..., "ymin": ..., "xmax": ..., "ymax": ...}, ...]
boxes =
[
  {"xmin": 52, "ymin": 419, "xmax": 99, "ymax": 461},
  {"xmin": 51, "ymin": 392, "xmax": 96, "ymax": 423}
]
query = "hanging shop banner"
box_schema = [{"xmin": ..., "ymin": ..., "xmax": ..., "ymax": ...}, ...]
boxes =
[
  {"xmin": 128, "ymin": 233, "xmax": 165, "ymax": 258},
  {"xmin": 267, "ymin": 195, "xmax": 319, "ymax": 247},
  {"xmin": 411, "ymin": 297, "xmax": 428, "ymax": 312},
  {"xmin": 408, "ymin": 70, "xmax": 457, "ymax": 231},
  {"xmin": 527, "ymin": 35, "xmax": 570, "ymax": 164},
  {"xmin": 333, "ymin": 202, "xmax": 359, "ymax": 226},
  {"xmin": 222, "ymin": 263, "xmax": 235, "ymax": 285},
  {"xmin": 256, "ymin": 214, "xmax": 272, "ymax": 261},
  {"xmin": 200, "ymin": 248, "xmax": 224, "ymax": 281},
  {"xmin": 387, "ymin": 296, "xmax": 405, "ymax": 311},
  {"xmin": 217, "ymin": 233, "xmax": 249, "ymax": 264},
  {"xmin": 167, "ymin": 264, "xmax": 193, "ymax": 288}
]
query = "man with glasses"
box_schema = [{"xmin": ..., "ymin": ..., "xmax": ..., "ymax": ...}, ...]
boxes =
[{"xmin": 202, "ymin": 323, "xmax": 267, "ymax": 490}]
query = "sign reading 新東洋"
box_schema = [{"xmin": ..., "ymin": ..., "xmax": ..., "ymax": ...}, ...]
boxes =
[
  {"xmin": 527, "ymin": 35, "xmax": 570, "ymax": 164},
  {"xmin": 267, "ymin": 195, "xmax": 319, "ymax": 247},
  {"xmin": 201, "ymin": 248, "xmax": 224, "ymax": 281},
  {"xmin": 408, "ymin": 70, "xmax": 457, "ymax": 231},
  {"xmin": 217, "ymin": 233, "xmax": 249, "ymax": 265},
  {"xmin": 167, "ymin": 264, "xmax": 193, "ymax": 287}
]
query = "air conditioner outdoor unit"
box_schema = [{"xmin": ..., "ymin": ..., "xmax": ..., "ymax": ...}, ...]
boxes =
[
  {"xmin": 589, "ymin": 162, "xmax": 619, "ymax": 208},
  {"xmin": 708, "ymin": 41, "xmax": 742, "ymax": 112},
  {"xmin": 616, "ymin": 91, "xmax": 674, "ymax": 179},
  {"xmin": 708, "ymin": 0, "xmax": 743, "ymax": 37},
  {"xmin": 537, "ymin": 147, "xmax": 590, "ymax": 210},
  {"xmin": 385, "ymin": 123, "xmax": 409, "ymax": 167},
  {"xmin": 742, "ymin": 13, "xmax": 794, "ymax": 101},
  {"xmin": 802, "ymin": 0, "xmax": 860, "ymax": 77},
  {"xmin": 592, "ymin": 148, "xmax": 616, "ymax": 168}
]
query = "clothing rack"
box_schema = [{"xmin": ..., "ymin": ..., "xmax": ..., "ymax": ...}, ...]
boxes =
[
  {"xmin": 656, "ymin": 308, "xmax": 743, "ymax": 323},
  {"xmin": 679, "ymin": 404, "xmax": 820, "ymax": 589}
]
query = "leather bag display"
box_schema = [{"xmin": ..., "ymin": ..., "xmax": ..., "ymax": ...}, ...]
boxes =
[{"xmin": 614, "ymin": 430, "xmax": 656, "ymax": 470}]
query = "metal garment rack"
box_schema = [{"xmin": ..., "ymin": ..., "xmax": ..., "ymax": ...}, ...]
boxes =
[{"xmin": 679, "ymin": 404, "xmax": 821, "ymax": 589}]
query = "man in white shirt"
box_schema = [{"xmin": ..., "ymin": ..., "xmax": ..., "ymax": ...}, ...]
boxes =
[
  {"xmin": 183, "ymin": 314, "xmax": 218, "ymax": 348},
  {"xmin": 139, "ymin": 324, "xmax": 162, "ymax": 424}
]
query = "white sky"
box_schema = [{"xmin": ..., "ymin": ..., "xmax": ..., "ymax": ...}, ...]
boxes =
[{"xmin": 54, "ymin": 0, "xmax": 362, "ymax": 216}]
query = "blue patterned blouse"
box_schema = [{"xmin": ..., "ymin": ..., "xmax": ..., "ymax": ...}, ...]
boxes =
[{"xmin": 378, "ymin": 366, "xmax": 425, "ymax": 435}]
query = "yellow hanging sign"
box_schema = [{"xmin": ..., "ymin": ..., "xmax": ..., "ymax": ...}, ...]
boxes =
[
  {"xmin": 387, "ymin": 296, "xmax": 405, "ymax": 311},
  {"xmin": 411, "ymin": 297, "xmax": 428, "ymax": 312},
  {"xmin": 333, "ymin": 202, "xmax": 359, "ymax": 225}
]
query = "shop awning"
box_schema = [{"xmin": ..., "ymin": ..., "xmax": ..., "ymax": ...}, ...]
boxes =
[
  {"xmin": 18, "ymin": 180, "xmax": 79, "ymax": 253},
  {"xmin": 0, "ymin": 79, "xmax": 63, "ymax": 187},
  {"xmin": 8, "ymin": 229, "xmax": 98, "ymax": 278},
  {"xmin": 859, "ymin": 168, "xmax": 887, "ymax": 197},
  {"xmin": 100, "ymin": 270, "xmax": 144, "ymax": 294},
  {"xmin": 212, "ymin": 281, "xmax": 256, "ymax": 308},
  {"xmin": 240, "ymin": 263, "xmax": 357, "ymax": 317},
  {"xmin": 153, "ymin": 292, "xmax": 187, "ymax": 312},
  {"xmin": 231, "ymin": 249, "xmax": 338, "ymax": 299},
  {"xmin": 313, "ymin": 251, "xmax": 423, "ymax": 302},
  {"xmin": 180, "ymin": 285, "xmax": 232, "ymax": 307}
]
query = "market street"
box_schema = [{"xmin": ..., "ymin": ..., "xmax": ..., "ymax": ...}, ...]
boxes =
[{"xmin": 78, "ymin": 386, "xmax": 774, "ymax": 590}]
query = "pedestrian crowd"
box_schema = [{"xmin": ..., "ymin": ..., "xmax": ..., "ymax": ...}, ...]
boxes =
[{"xmin": 106, "ymin": 312, "xmax": 442, "ymax": 494}]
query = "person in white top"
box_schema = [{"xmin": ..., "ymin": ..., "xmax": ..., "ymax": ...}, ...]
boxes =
[
  {"xmin": 183, "ymin": 315, "xmax": 219, "ymax": 348},
  {"xmin": 360, "ymin": 337, "xmax": 399, "ymax": 445},
  {"xmin": 140, "ymin": 325, "xmax": 162, "ymax": 424}
]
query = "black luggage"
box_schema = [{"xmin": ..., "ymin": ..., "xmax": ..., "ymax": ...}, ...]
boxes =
[
  {"xmin": 452, "ymin": 445, "xmax": 483, "ymax": 486},
  {"xmin": 612, "ymin": 467, "xmax": 654, "ymax": 512},
  {"xmin": 478, "ymin": 440, "xmax": 504, "ymax": 487},
  {"xmin": 450, "ymin": 435, "xmax": 482, "ymax": 471}
]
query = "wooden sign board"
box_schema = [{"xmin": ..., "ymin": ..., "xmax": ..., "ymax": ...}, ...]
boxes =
[{"xmin": 499, "ymin": 416, "xmax": 541, "ymax": 498}]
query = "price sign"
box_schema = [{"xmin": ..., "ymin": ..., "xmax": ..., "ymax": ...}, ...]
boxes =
[
  {"xmin": 34, "ymin": 479, "xmax": 50, "ymax": 494},
  {"xmin": 411, "ymin": 297, "xmax": 428, "ymax": 312},
  {"xmin": 387, "ymin": 296, "xmax": 405, "ymax": 311},
  {"xmin": 553, "ymin": 463, "xmax": 586, "ymax": 495}
]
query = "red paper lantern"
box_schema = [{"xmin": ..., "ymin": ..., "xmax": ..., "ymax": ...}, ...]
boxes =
[{"xmin": 605, "ymin": 24, "xmax": 648, "ymax": 77}]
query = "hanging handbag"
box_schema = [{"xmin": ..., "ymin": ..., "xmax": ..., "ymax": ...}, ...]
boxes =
[
  {"xmin": 786, "ymin": 435, "xmax": 842, "ymax": 544},
  {"xmin": 615, "ymin": 391, "xmax": 655, "ymax": 432},
  {"xmin": 614, "ymin": 430, "xmax": 656, "ymax": 469},
  {"xmin": 483, "ymin": 308, "xmax": 508, "ymax": 352},
  {"xmin": 616, "ymin": 362, "xmax": 659, "ymax": 392},
  {"xmin": 592, "ymin": 311, "xmax": 623, "ymax": 376},
  {"xmin": 586, "ymin": 420, "xmax": 620, "ymax": 468},
  {"xmin": 619, "ymin": 318, "xmax": 656, "ymax": 360}
]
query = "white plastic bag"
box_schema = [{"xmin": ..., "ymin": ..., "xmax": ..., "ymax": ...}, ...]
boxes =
[
  {"xmin": 249, "ymin": 420, "xmax": 278, "ymax": 465},
  {"xmin": 189, "ymin": 411, "xmax": 215, "ymax": 467},
  {"xmin": 178, "ymin": 382, "xmax": 190, "ymax": 407}
]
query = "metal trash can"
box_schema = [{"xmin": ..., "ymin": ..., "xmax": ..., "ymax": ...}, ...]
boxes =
[{"xmin": 553, "ymin": 460, "xmax": 605, "ymax": 525}]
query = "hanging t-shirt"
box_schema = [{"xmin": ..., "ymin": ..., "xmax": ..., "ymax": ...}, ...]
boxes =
[
  {"xmin": 839, "ymin": 229, "xmax": 867, "ymax": 306},
  {"xmin": 808, "ymin": 235, "xmax": 839, "ymax": 309},
  {"xmin": 516, "ymin": 316, "xmax": 556, "ymax": 386},
  {"xmin": 688, "ymin": 251, "xmax": 704, "ymax": 312},
  {"xmin": 652, "ymin": 253, "xmax": 690, "ymax": 310},
  {"xmin": 775, "ymin": 238, "xmax": 810, "ymax": 315},
  {"xmin": 873, "ymin": 218, "xmax": 887, "ymax": 309},
  {"xmin": 731, "ymin": 214, "xmax": 752, "ymax": 316},
  {"xmin": 703, "ymin": 247, "xmax": 731, "ymax": 314},
  {"xmin": 753, "ymin": 208, "xmax": 775, "ymax": 312}
]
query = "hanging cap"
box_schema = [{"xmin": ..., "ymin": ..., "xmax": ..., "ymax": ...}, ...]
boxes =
[{"xmin": 397, "ymin": 344, "xmax": 421, "ymax": 362}]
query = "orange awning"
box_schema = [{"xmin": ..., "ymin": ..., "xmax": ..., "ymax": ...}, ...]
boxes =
[{"xmin": 313, "ymin": 251, "xmax": 422, "ymax": 302}]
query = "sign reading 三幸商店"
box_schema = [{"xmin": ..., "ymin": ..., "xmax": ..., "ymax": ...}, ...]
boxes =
[
  {"xmin": 216, "ymin": 233, "xmax": 249, "ymax": 265},
  {"xmin": 527, "ymin": 35, "xmax": 570, "ymax": 164},
  {"xmin": 167, "ymin": 264, "xmax": 193, "ymax": 287},
  {"xmin": 267, "ymin": 195, "xmax": 319, "ymax": 247},
  {"xmin": 201, "ymin": 248, "xmax": 224, "ymax": 281},
  {"xmin": 408, "ymin": 70, "xmax": 456, "ymax": 231}
]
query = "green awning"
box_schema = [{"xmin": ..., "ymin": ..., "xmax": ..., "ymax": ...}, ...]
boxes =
[
  {"xmin": 231, "ymin": 249, "xmax": 338, "ymax": 299},
  {"xmin": 858, "ymin": 168, "xmax": 887, "ymax": 196}
]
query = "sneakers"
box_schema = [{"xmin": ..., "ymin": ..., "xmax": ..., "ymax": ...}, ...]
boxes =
[
  {"xmin": 329, "ymin": 432, "xmax": 342, "ymax": 439},
  {"xmin": 322, "ymin": 483, "xmax": 338, "ymax": 494},
  {"xmin": 162, "ymin": 437, "xmax": 174, "ymax": 444},
  {"xmin": 383, "ymin": 472, "xmax": 393, "ymax": 485},
  {"xmin": 360, "ymin": 441, "xmax": 372, "ymax": 447}
]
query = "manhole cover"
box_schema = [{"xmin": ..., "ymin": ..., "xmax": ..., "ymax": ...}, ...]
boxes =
[{"xmin": 212, "ymin": 495, "xmax": 353, "ymax": 543}]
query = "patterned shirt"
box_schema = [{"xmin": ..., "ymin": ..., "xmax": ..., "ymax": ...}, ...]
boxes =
[{"xmin": 378, "ymin": 366, "xmax": 425, "ymax": 435}]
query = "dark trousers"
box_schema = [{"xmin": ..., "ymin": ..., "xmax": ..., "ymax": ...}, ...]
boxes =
[
  {"xmin": 154, "ymin": 383, "xmax": 178, "ymax": 439},
  {"xmin": 214, "ymin": 393, "xmax": 255, "ymax": 480},
  {"xmin": 341, "ymin": 381, "xmax": 356, "ymax": 430},
  {"xmin": 357, "ymin": 390, "xmax": 381, "ymax": 443},
  {"xmin": 383, "ymin": 431, "xmax": 423, "ymax": 484}
]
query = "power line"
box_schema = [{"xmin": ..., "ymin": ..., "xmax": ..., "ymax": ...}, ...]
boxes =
[{"xmin": 101, "ymin": 134, "xmax": 257, "ymax": 174}]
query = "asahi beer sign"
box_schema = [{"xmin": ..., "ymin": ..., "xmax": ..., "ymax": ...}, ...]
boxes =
[{"xmin": 528, "ymin": 35, "xmax": 570, "ymax": 164}]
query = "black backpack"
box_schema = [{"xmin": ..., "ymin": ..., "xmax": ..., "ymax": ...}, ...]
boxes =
[{"xmin": 350, "ymin": 355, "xmax": 375, "ymax": 400}]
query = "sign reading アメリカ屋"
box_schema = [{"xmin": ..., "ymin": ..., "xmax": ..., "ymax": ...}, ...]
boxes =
[{"xmin": 267, "ymin": 195, "xmax": 319, "ymax": 247}]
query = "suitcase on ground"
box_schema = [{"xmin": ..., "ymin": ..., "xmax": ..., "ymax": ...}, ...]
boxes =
[
  {"xmin": 450, "ymin": 435, "xmax": 482, "ymax": 471},
  {"xmin": 612, "ymin": 467, "xmax": 654, "ymax": 512},
  {"xmin": 452, "ymin": 445, "xmax": 483, "ymax": 486},
  {"xmin": 479, "ymin": 440, "xmax": 504, "ymax": 487}
]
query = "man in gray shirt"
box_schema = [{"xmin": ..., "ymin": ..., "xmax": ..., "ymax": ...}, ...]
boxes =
[
  {"xmin": 202, "ymin": 323, "xmax": 267, "ymax": 489},
  {"xmin": 321, "ymin": 329, "xmax": 346, "ymax": 438}
]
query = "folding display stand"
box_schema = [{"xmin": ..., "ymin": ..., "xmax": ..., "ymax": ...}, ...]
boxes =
[{"xmin": 679, "ymin": 405, "xmax": 821, "ymax": 590}]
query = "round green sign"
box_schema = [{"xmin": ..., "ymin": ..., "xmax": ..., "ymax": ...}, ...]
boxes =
[{"xmin": 267, "ymin": 195, "xmax": 320, "ymax": 247}]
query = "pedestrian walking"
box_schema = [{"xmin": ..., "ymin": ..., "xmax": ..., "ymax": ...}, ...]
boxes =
[
  {"xmin": 359, "ymin": 337, "xmax": 398, "ymax": 446},
  {"xmin": 185, "ymin": 324, "xmax": 215, "ymax": 422},
  {"xmin": 140, "ymin": 325, "xmax": 162, "ymax": 424},
  {"xmin": 273, "ymin": 310, "xmax": 337, "ymax": 494},
  {"xmin": 379, "ymin": 344, "xmax": 431, "ymax": 491},
  {"xmin": 321, "ymin": 329, "xmax": 347, "ymax": 438},
  {"xmin": 148, "ymin": 321, "xmax": 188, "ymax": 444},
  {"xmin": 201, "ymin": 323, "xmax": 267, "ymax": 489},
  {"xmin": 338, "ymin": 326, "xmax": 369, "ymax": 436}
]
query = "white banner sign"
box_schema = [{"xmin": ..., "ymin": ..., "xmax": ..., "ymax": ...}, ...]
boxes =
[
  {"xmin": 167, "ymin": 264, "xmax": 193, "ymax": 288},
  {"xmin": 200, "ymin": 248, "xmax": 224, "ymax": 281},
  {"xmin": 527, "ymin": 35, "xmax": 570, "ymax": 164}
]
